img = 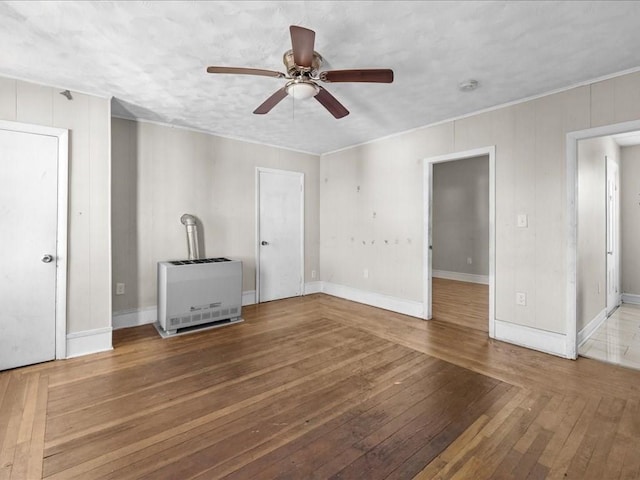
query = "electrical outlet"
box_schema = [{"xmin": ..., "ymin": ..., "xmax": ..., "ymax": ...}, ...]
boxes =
[
  {"xmin": 467, "ymin": 257, "xmax": 472, "ymax": 265},
  {"xmin": 516, "ymin": 292, "xmax": 526, "ymax": 306},
  {"xmin": 311, "ymin": 270, "xmax": 316, "ymax": 279},
  {"xmin": 116, "ymin": 283, "xmax": 125, "ymax": 295},
  {"xmin": 597, "ymin": 282, "xmax": 601, "ymax": 294},
  {"xmin": 363, "ymin": 268, "xmax": 369, "ymax": 279}
]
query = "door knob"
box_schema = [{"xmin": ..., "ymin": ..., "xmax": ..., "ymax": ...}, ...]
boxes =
[
  {"xmin": 41, "ymin": 254, "xmax": 54, "ymax": 263},
  {"xmin": 261, "ymin": 241, "xmax": 269, "ymax": 246}
]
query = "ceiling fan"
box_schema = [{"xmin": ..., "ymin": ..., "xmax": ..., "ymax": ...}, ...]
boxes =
[{"xmin": 206, "ymin": 25, "xmax": 394, "ymax": 119}]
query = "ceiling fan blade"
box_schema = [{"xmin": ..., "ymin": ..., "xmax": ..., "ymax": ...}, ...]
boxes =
[
  {"xmin": 253, "ymin": 88, "xmax": 288, "ymax": 114},
  {"xmin": 320, "ymin": 69, "xmax": 394, "ymax": 83},
  {"xmin": 314, "ymin": 86, "xmax": 349, "ymax": 119},
  {"xmin": 207, "ymin": 66, "xmax": 285, "ymax": 78},
  {"xmin": 290, "ymin": 25, "xmax": 315, "ymax": 68}
]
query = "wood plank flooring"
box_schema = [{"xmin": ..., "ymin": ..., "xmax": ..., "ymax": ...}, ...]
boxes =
[
  {"xmin": 2, "ymin": 283, "xmax": 640, "ymax": 479},
  {"xmin": 432, "ymin": 277, "xmax": 488, "ymax": 332}
]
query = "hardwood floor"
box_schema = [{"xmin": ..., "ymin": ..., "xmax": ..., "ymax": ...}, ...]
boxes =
[
  {"xmin": 432, "ymin": 277, "xmax": 488, "ymax": 332},
  {"xmin": 2, "ymin": 287, "xmax": 640, "ymax": 479}
]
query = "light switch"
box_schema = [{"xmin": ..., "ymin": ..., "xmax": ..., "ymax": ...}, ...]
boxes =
[{"xmin": 517, "ymin": 214, "xmax": 528, "ymax": 228}]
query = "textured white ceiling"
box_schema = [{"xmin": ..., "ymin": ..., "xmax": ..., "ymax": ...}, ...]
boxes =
[{"xmin": 2, "ymin": 1, "xmax": 640, "ymax": 154}]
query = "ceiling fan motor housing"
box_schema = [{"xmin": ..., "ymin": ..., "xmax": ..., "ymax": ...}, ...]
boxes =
[{"xmin": 283, "ymin": 49, "xmax": 323, "ymax": 77}]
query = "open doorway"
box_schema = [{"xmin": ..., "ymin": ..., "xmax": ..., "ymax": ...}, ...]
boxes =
[
  {"xmin": 574, "ymin": 129, "xmax": 640, "ymax": 370},
  {"xmin": 423, "ymin": 146, "xmax": 496, "ymax": 337}
]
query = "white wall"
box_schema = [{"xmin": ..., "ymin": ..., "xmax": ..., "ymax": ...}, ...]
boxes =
[
  {"xmin": 320, "ymin": 71, "xmax": 640, "ymax": 342},
  {"xmin": 621, "ymin": 145, "xmax": 640, "ymax": 296},
  {"xmin": 576, "ymin": 136, "xmax": 619, "ymax": 331},
  {"xmin": 0, "ymin": 76, "xmax": 112, "ymax": 335},
  {"xmin": 111, "ymin": 118, "xmax": 320, "ymax": 313},
  {"xmin": 432, "ymin": 155, "xmax": 489, "ymax": 277}
]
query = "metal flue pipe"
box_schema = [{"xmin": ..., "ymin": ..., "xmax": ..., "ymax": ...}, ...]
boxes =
[{"xmin": 180, "ymin": 214, "xmax": 200, "ymax": 260}]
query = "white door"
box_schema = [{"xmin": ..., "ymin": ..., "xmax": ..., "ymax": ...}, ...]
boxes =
[
  {"xmin": 606, "ymin": 156, "xmax": 620, "ymax": 315},
  {"xmin": 257, "ymin": 168, "xmax": 304, "ymax": 302},
  {"xmin": 0, "ymin": 127, "xmax": 60, "ymax": 370}
]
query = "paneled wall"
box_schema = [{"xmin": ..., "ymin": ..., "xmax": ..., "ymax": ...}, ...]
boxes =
[
  {"xmin": 320, "ymin": 71, "xmax": 640, "ymax": 337},
  {"xmin": 576, "ymin": 136, "xmax": 619, "ymax": 331},
  {"xmin": 0, "ymin": 76, "xmax": 111, "ymax": 334},
  {"xmin": 111, "ymin": 118, "xmax": 320, "ymax": 313}
]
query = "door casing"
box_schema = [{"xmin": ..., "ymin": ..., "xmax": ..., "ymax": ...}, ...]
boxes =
[
  {"xmin": 422, "ymin": 146, "xmax": 496, "ymax": 337},
  {"xmin": 0, "ymin": 119, "xmax": 68, "ymax": 361},
  {"xmin": 605, "ymin": 156, "xmax": 621, "ymax": 315},
  {"xmin": 566, "ymin": 118, "xmax": 640, "ymax": 359}
]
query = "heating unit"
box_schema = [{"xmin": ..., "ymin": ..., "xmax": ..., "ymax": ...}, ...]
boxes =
[{"xmin": 157, "ymin": 257, "xmax": 243, "ymax": 335}]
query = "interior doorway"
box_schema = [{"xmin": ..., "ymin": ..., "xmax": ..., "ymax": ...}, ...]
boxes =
[
  {"xmin": 423, "ymin": 146, "xmax": 496, "ymax": 337},
  {"xmin": 568, "ymin": 120, "xmax": 640, "ymax": 366}
]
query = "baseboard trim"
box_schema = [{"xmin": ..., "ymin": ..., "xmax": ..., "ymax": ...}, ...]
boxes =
[
  {"xmin": 577, "ymin": 308, "xmax": 607, "ymax": 347},
  {"xmin": 113, "ymin": 290, "xmax": 256, "ymax": 330},
  {"xmin": 321, "ymin": 282, "xmax": 423, "ymax": 318},
  {"xmin": 112, "ymin": 306, "xmax": 158, "ymax": 330},
  {"xmin": 432, "ymin": 270, "xmax": 489, "ymax": 285},
  {"xmin": 304, "ymin": 281, "xmax": 322, "ymax": 294},
  {"xmin": 242, "ymin": 290, "xmax": 256, "ymax": 306},
  {"xmin": 66, "ymin": 327, "xmax": 113, "ymax": 358},
  {"xmin": 622, "ymin": 293, "xmax": 640, "ymax": 305},
  {"xmin": 494, "ymin": 319, "xmax": 568, "ymax": 358}
]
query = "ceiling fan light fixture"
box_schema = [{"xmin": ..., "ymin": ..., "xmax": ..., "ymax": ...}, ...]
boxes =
[{"xmin": 285, "ymin": 80, "xmax": 319, "ymax": 100}]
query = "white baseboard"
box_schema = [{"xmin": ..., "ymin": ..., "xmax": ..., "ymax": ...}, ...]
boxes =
[
  {"xmin": 321, "ymin": 282, "xmax": 424, "ymax": 318},
  {"xmin": 304, "ymin": 281, "xmax": 322, "ymax": 294},
  {"xmin": 113, "ymin": 290, "xmax": 256, "ymax": 330},
  {"xmin": 493, "ymin": 319, "xmax": 569, "ymax": 358},
  {"xmin": 577, "ymin": 308, "xmax": 607, "ymax": 347},
  {"xmin": 432, "ymin": 270, "xmax": 489, "ymax": 285},
  {"xmin": 622, "ymin": 293, "xmax": 640, "ymax": 305},
  {"xmin": 242, "ymin": 290, "xmax": 256, "ymax": 306},
  {"xmin": 66, "ymin": 327, "xmax": 113, "ymax": 359},
  {"xmin": 112, "ymin": 306, "xmax": 158, "ymax": 330}
]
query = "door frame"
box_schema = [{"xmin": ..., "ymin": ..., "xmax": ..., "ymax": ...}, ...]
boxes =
[
  {"xmin": 566, "ymin": 118, "xmax": 640, "ymax": 358},
  {"xmin": 0, "ymin": 119, "xmax": 68, "ymax": 360},
  {"xmin": 605, "ymin": 155, "xmax": 621, "ymax": 315},
  {"xmin": 255, "ymin": 167, "xmax": 305, "ymax": 303},
  {"xmin": 422, "ymin": 146, "xmax": 496, "ymax": 337}
]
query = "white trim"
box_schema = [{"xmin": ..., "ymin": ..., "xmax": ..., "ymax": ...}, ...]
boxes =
[
  {"xmin": 0, "ymin": 120, "xmax": 69, "ymax": 360},
  {"xmin": 114, "ymin": 290, "xmax": 257, "ymax": 329},
  {"xmin": 321, "ymin": 282, "xmax": 424, "ymax": 318},
  {"xmin": 566, "ymin": 118, "xmax": 640, "ymax": 360},
  {"xmin": 111, "ymin": 114, "xmax": 318, "ymax": 157},
  {"xmin": 112, "ymin": 306, "xmax": 158, "ymax": 330},
  {"xmin": 423, "ymin": 146, "xmax": 496, "ymax": 339},
  {"xmin": 622, "ymin": 293, "xmax": 640, "ymax": 305},
  {"xmin": 0, "ymin": 72, "xmax": 112, "ymax": 101},
  {"xmin": 106, "ymin": 97, "xmax": 113, "ymax": 335},
  {"xmin": 322, "ymin": 66, "xmax": 640, "ymax": 157},
  {"xmin": 494, "ymin": 320, "xmax": 568, "ymax": 358},
  {"xmin": 577, "ymin": 308, "xmax": 607, "ymax": 347},
  {"xmin": 304, "ymin": 281, "xmax": 323, "ymax": 294},
  {"xmin": 242, "ymin": 290, "xmax": 256, "ymax": 306},
  {"xmin": 66, "ymin": 327, "xmax": 113, "ymax": 358},
  {"xmin": 255, "ymin": 167, "xmax": 305, "ymax": 304},
  {"xmin": 432, "ymin": 270, "xmax": 489, "ymax": 285}
]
